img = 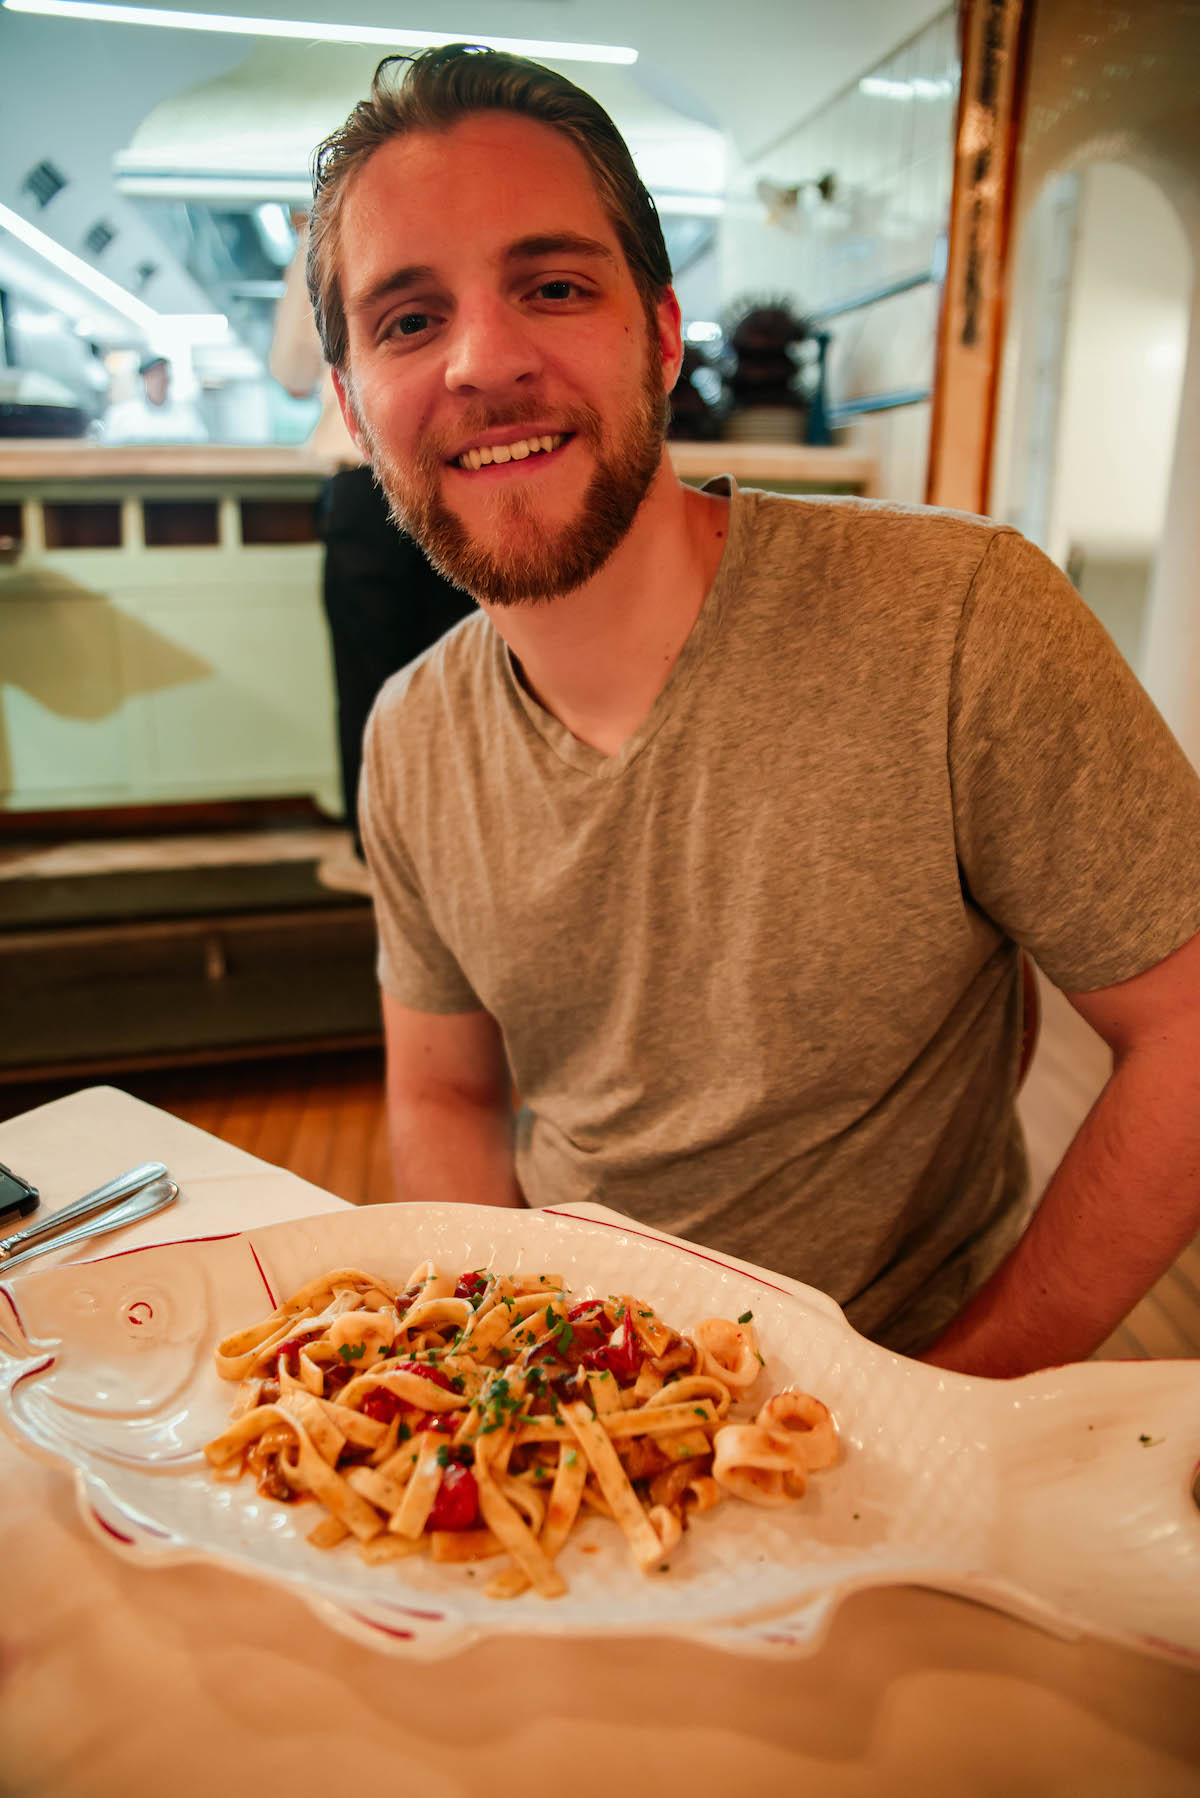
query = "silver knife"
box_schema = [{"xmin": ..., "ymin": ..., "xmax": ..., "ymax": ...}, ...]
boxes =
[
  {"xmin": 0, "ymin": 1179, "xmax": 179, "ymax": 1275},
  {"xmin": 0, "ymin": 1160, "xmax": 169, "ymax": 1261}
]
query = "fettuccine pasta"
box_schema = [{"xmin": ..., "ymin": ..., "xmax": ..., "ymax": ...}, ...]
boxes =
[{"xmin": 203, "ymin": 1261, "xmax": 838, "ymax": 1598}]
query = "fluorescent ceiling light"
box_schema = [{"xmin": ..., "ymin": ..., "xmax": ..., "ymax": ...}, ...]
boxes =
[
  {"xmin": 118, "ymin": 173, "xmax": 313, "ymax": 201},
  {"xmin": 2, "ymin": 0, "xmax": 638, "ymax": 62},
  {"xmin": 859, "ymin": 73, "xmax": 956, "ymax": 101},
  {"xmin": 0, "ymin": 199, "xmax": 159, "ymax": 328}
]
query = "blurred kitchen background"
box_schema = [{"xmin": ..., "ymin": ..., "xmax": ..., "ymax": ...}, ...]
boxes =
[{"xmin": 0, "ymin": 0, "xmax": 1197, "ymax": 1305}]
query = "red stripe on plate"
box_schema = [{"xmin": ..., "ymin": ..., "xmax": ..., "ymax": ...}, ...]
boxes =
[
  {"xmin": 540, "ymin": 1210, "xmax": 798, "ymax": 1297},
  {"xmin": 247, "ymin": 1239, "xmax": 277, "ymax": 1307},
  {"xmin": 52, "ymin": 1230, "xmax": 244, "ymax": 1267},
  {"xmin": 10, "ymin": 1354, "xmax": 56, "ymax": 1391},
  {"xmin": 352, "ymin": 1614, "xmax": 415, "ymax": 1640},
  {"xmin": 90, "ymin": 1507, "xmax": 135, "ymax": 1545},
  {"xmin": 0, "ymin": 1285, "xmax": 28, "ymax": 1334}
]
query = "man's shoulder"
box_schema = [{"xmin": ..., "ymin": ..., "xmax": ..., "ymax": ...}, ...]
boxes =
[
  {"xmin": 744, "ymin": 486, "xmax": 1010, "ymax": 560},
  {"xmin": 370, "ymin": 608, "xmax": 495, "ymax": 733},
  {"xmin": 733, "ymin": 489, "xmax": 1026, "ymax": 636}
]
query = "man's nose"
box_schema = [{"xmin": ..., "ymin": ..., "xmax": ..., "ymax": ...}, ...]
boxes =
[{"xmin": 443, "ymin": 297, "xmax": 542, "ymax": 396}]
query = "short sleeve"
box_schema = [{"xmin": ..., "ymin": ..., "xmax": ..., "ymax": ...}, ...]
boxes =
[
  {"xmin": 358, "ymin": 696, "xmax": 484, "ymax": 1013},
  {"xmin": 948, "ymin": 530, "xmax": 1200, "ymax": 992}
]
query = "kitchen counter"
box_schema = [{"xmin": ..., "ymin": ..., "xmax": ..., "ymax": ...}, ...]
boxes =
[{"xmin": 0, "ymin": 438, "xmax": 879, "ymax": 491}]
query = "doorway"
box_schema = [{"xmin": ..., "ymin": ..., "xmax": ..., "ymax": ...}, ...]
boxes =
[{"xmin": 993, "ymin": 161, "xmax": 1193, "ymax": 681}]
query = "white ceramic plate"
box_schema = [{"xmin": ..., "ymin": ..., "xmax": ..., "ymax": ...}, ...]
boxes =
[{"xmin": 1, "ymin": 1201, "xmax": 1198, "ymax": 1664}]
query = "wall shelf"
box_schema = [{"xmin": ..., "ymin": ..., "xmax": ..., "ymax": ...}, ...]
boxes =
[
  {"xmin": 0, "ymin": 440, "xmax": 878, "ymax": 492},
  {"xmin": 668, "ymin": 442, "xmax": 878, "ymax": 494}
]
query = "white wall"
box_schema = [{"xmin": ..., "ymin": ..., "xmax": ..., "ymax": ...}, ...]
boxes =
[
  {"xmin": 991, "ymin": 0, "xmax": 1200, "ymax": 766},
  {"xmin": 1049, "ymin": 164, "xmax": 1190, "ymax": 567},
  {"xmin": 996, "ymin": 160, "xmax": 1192, "ymax": 677}
]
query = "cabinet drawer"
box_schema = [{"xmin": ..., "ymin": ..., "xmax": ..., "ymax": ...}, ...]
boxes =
[{"xmin": 0, "ymin": 907, "xmax": 381, "ymax": 1075}]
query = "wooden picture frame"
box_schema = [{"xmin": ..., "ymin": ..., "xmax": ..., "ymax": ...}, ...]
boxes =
[{"xmin": 926, "ymin": 0, "xmax": 1034, "ymax": 513}]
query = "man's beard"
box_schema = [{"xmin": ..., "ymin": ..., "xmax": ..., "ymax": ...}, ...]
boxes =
[{"xmin": 360, "ymin": 355, "xmax": 669, "ymax": 606}]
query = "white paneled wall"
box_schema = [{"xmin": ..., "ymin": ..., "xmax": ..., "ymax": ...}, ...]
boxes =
[{"xmin": 721, "ymin": 8, "xmax": 961, "ymax": 503}]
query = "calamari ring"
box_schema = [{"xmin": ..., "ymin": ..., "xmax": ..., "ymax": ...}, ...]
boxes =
[{"xmin": 756, "ymin": 1389, "xmax": 839, "ymax": 1471}]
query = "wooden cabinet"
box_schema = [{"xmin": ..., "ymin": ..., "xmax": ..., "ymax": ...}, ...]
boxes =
[{"xmin": 0, "ymin": 902, "xmax": 381, "ymax": 1077}]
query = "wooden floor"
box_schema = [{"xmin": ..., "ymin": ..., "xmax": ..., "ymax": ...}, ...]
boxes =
[{"xmin": 2, "ymin": 970, "xmax": 1197, "ymax": 1359}]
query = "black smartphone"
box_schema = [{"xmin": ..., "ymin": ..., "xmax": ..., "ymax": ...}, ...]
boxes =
[{"xmin": 0, "ymin": 1161, "xmax": 40, "ymax": 1228}]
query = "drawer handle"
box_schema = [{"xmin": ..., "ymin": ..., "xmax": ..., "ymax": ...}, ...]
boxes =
[{"xmin": 203, "ymin": 934, "xmax": 227, "ymax": 982}]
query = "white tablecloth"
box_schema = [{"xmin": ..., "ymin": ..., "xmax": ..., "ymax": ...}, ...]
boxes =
[{"xmin": 1, "ymin": 1085, "xmax": 1198, "ymax": 1797}]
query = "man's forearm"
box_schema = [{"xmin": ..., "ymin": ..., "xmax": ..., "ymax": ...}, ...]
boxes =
[
  {"xmin": 921, "ymin": 1041, "xmax": 1200, "ymax": 1377},
  {"xmin": 389, "ymin": 1091, "xmax": 524, "ymax": 1209}
]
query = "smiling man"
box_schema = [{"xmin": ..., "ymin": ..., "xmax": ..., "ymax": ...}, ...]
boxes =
[{"xmin": 306, "ymin": 45, "xmax": 1200, "ymax": 1379}]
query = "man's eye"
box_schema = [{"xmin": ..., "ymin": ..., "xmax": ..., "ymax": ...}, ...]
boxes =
[
  {"xmin": 395, "ymin": 312, "xmax": 429, "ymax": 336},
  {"xmin": 536, "ymin": 281, "xmax": 574, "ymax": 301}
]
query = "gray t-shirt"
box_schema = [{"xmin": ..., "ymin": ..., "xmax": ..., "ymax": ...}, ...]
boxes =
[{"xmin": 360, "ymin": 482, "xmax": 1200, "ymax": 1352}]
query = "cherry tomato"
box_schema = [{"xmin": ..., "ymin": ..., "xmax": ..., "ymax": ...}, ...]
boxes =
[
  {"xmin": 275, "ymin": 1334, "xmax": 314, "ymax": 1374},
  {"xmin": 564, "ymin": 1300, "xmax": 610, "ymax": 1359},
  {"xmin": 359, "ymin": 1388, "xmax": 407, "ymax": 1423},
  {"xmin": 583, "ymin": 1311, "xmax": 643, "ymax": 1384},
  {"xmin": 395, "ymin": 1361, "xmax": 455, "ymax": 1392},
  {"xmin": 426, "ymin": 1463, "xmax": 479, "ymax": 1532}
]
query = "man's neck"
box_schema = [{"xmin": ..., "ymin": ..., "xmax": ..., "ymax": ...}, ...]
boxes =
[{"xmin": 478, "ymin": 466, "xmax": 729, "ymax": 756}]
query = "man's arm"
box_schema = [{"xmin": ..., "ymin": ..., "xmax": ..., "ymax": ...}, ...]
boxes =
[
  {"xmin": 268, "ymin": 221, "xmax": 325, "ymax": 400},
  {"xmin": 382, "ymin": 990, "xmax": 524, "ymax": 1208},
  {"xmin": 921, "ymin": 927, "xmax": 1200, "ymax": 1378}
]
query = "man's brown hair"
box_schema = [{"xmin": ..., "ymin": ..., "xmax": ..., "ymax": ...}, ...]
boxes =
[{"xmin": 306, "ymin": 42, "xmax": 672, "ymax": 369}]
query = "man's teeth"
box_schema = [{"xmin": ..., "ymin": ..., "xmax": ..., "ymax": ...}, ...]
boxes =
[{"xmin": 458, "ymin": 433, "xmax": 563, "ymax": 470}]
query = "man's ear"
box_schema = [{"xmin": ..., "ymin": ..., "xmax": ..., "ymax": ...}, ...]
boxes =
[
  {"xmin": 655, "ymin": 287, "xmax": 685, "ymax": 394},
  {"xmin": 332, "ymin": 367, "xmax": 369, "ymax": 459}
]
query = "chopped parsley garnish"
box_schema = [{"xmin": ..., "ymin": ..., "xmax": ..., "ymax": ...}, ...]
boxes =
[
  {"xmin": 396, "ymin": 1422, "xmax": 412, "ymax": 1442},
  {"xmin": 545, "ymin": 1307, "xmax": 575, "ymax": 1355},
  {"xmin": 336, "ymin": 1341, "xmax": 366, "ymax": 1362},
  {"xmin": 435, "ymin": 1443, "xmax": 451, "ymax": 1467},
  {"xmin": 564, "ymin": 1450, "xmax": 578, "ymax": 1468},
  {"xmin": 476, "ymin": 1374, "xmax": 524, "ymax": 1436},
  {"xmin": 737, "ymin": 1310, "xmax": 753, "ymax": 1325},
  {"xmin": 1138, "ymin": 1433, "xmax": 1164, "ymax": 1446}
]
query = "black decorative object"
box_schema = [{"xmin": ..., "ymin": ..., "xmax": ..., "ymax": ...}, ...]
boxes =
[
  {"xmin": 719, "ymin": 297, "xmax": 809, "ymax": 444},
  {"xmin": 667, "ymin": 343, "xmax": 723, "ymax": 441}
]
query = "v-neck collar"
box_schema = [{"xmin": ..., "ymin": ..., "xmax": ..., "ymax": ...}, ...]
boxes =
[{"xmin": 499, "ymin": 475, "xmax": 749, "ymax": 778}]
